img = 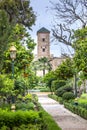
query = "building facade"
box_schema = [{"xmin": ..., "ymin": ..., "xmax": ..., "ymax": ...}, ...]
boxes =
[
  {"xmin": 35, "ymin": 27, "xmax": 65, "ymax": 76},
  {"xmin": 37, "ymin": 27, "xmax": 50, "ymax": 59}
]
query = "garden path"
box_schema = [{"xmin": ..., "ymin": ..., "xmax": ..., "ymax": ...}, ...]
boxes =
[{"xmin": 36, "ymin": 92, "xmax": 87, "ymax": 130}]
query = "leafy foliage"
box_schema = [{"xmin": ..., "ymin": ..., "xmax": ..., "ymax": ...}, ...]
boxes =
[
  {"xmin": 32, "ymin": 57, "xmax": 52, "ymax": 76},
  {"xmin": 56, "ymin": 84, "xmax": 73, "ymax": 97},
  {"xmin": 54, "ymin": 58, "xmax": 74, "ymax": 80},
  {"xmin": 73, "ymin": 27, "xmax": 87, "ymax": 78},
  {"xmin": 0, "ymin": 110, "xmax": 45, "ymax": 129},
  {"xmin": 14, "ymin": 76, "xmax": 27, "ymax": 96},
  {"xmin": 43, "ymin": 71, "xmax": 56, "ymax": 91},
  {"xmin": 52, "ymin": 80, "xmax": 66, "ymax": 90},
  {"xmin": 0, "ymin": 74, "xmax": 14, "ymax": 97},
  {"xmin": 0, "ymin": 0, "xmax": 36, "ymax": 28},
  {"xmin": 0, "ymin": 0, "xmax": 36, "ymax": 71},
  {"xmin": 2, "ymin": 24, "xmax": 36, "ymax": 76},
  {"xmin": 62, "ymin": 92, "xmax": 75, "ymax": 100}
]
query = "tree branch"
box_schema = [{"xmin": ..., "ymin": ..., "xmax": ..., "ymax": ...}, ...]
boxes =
[{"xmin": 52, "ymin": 24, "xmax": 72, "ymax": 46}]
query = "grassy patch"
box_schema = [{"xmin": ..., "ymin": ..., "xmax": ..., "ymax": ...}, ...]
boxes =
[
  {"xmin": 77, "ymin": 93, "xmax": 87, "ymax": 104},
  {"xmin": 78, "ymin": 99, "xmax": 87, "ymax": 104},
  {"xmin": 34, "ymin": 86, "xmax": 50, "ymax": 92}
]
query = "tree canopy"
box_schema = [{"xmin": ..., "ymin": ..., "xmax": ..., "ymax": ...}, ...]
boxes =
[
  {"xmin": 54, "ymin": 58, "xmax": 74, "ymax": 80},
  {"xmin": 50, "ymin": 0, "xmax": 87, "ymax": 48},
  {"xmin": 2, "ymin": 24, "xmax": 36, "ymax": 76},
  {"xmin": 73, "ymin": 27, "xmax": 87, "ymax": 78},
  {"xmin": 0, "ymin": 0, "xmax": 36, "ymax": 71},
  {"xmin": 0, "ymin": 0, "xmax": 36, "ymax": 28}
]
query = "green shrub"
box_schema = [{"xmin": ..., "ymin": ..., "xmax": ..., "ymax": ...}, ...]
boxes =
[
  {"xmin": 32, "ymin": 94, "xmax": 38, "ymax": 102},
  {"xmin": 80, "ymin": 93, "xmax": 87, "ymax": 99},
  {"xmin": 48, "ymin": 94, "xmax": 58, "ymax": 101},
  {"xmin": 52, "ymin": 80, "xmax": 66, "ymax": 90},
  {"xmin": 0, "ymin": 74, "xmax": 14, "ymax": 103},
  {"xmin": 27, "ymin": 102, "xmax": 35, "ymax": 110},
  {"xmin": 80, "ymin": 108, "xmax": 85, "ymax": 118},
  {"xmin": 56, "ymin": 87, "xmax": 66, "ymax": 97},
  {"xmin": 58, "ymin": 97, "xmax": 63, "ymax": 104},
  {"xmin": 1, "ymin": 123, "xmax": 43, "ymax": 130},
  {"xmin": 17, "ymin": 94, "xmax": 22, "ymax": 101},
  {"xmin": 63, "ymin": 84, "xmax": 73, "ymax": 92},
  {"xmin": 78, "ymin": 98, "xmax": 87, "ymax": 103},
  {"xmin": 62, "ymin": 92, "xmax": 75, "ymax": 100},
  {"xmin": 64, "ymin": 102, "xmax": 87, "ymax": 120},
  {"xmin": 48, "ymin": 94, "xmax": 63, "ymax": 104},
  {"xmin": 0, "ymin": 110, "xmax": 45, "ymax": 129},
  {"xmin": 14, "ymin": 77, "xmax": 26, "ymax": 96},
  {"xmin": 16, "ymin": 102, "xmax": 35, "ymax": 111},
  {"xmin": 24, "ymin": 94, "xmax": 33, "ymax": 101},
  {"xmin": 79, "ymin": 103, "xmax": 87, "ymax": 109},
  {"xmin": 16, "ymin": 103, "xmax": 26, "ymax": 111},
  {"xmin": 0, "ymin": 103, "xmax": 11, "ymax": 111},
  {"xmin": 39, "ymin": 110, "xmax": 61, "ymax": 130},
  {"xmin": 83, "ymin": 110, "xmax": 87, "ymax": 119},
  {"xmin": 56, "ymin": 84, "xmax": 73, "ymax": 97}
]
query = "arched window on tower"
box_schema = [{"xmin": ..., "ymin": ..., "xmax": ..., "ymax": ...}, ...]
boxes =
[
  {"xmin": 42, "ymin": 38, "xmax": 45, "ymax": 42},
  {"xmin": 43, "ymin": 48, "xmax": 45, "ymax": 52},
  {"xmin": 41, "ymin": 46, "xmax": 46, "ymax": 52}
]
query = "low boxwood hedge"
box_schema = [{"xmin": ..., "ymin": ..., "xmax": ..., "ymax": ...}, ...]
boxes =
[
  {"xmin": 64, "ymin": 102, "xmax": 87, "ymax": 119},
  {"xmin": 48, "ymin": 94, "xmax": 63, "ymax": 104}
]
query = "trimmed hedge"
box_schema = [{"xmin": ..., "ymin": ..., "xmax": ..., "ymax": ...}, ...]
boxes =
[
  {"xmin": 48, "ymin": 94, "xmax": 63, "ymax": 104},
  {"xmin": 62, "ymin": 92, "xmax": 75, "ymax": 100},
  {"xmin": 64, "ymin": 102, "xmax": 87, "ymax": 119},
  {"xmin": 52, "ymin": 80, "xmax": 66, "ymax": 90},
  {"xmin": 0, "ymin": 109, "xmax": 46, "ymax": 129},
  {"xmin": 56, "ymin": 84, "xmax": 73, "ymax": 97},
  {"xmin": 1, "ymin": 124, "xmax": 41, "ymax": 130}
]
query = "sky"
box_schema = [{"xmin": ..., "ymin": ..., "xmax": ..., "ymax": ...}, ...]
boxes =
[{"xmin": 30, "ymin": 0, "xmax": 74, "ymax": 57}]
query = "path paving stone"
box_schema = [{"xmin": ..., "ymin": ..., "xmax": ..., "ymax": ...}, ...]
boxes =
[{"xmin": 36, "ymin": 92, "xmax": 87, "ymax": 130}]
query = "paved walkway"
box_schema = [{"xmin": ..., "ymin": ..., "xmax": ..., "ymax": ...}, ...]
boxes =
[{"xmin": 36, "ymin": 92, "xmax": 87, "ymax": 130}]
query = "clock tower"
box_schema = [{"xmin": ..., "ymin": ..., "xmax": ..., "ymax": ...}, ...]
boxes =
[{"xmin": 37, "ymin": 27, "xmax": 50, "ymax": 59}]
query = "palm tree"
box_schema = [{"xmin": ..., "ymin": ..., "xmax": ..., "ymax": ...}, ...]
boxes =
[
  {"xmin": 38, "ymin": 57, "xmax": 52, "ymax": 76},
  {"xmin": 31, "ymin": 57, "xmax": 52, "ymax": 76},
  {"xmin": 31, "ymin": 61, "xmax": 40, "ymax": 76}
]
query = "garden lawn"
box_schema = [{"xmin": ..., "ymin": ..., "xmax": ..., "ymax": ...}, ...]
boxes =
[{"xmin": 78, "ymin": 98, "xmax": 87, "ymax": 104}]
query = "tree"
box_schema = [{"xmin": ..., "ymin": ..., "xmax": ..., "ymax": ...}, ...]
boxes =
[
  {"xmin": 2, "ymin": 24, "xmax": 36, "ymax": 76},
  {"xmin": 54, "ymin": 58, "xmax": 74, "ymax": 80},
  {"xmin": 38, "ymin": 57, "xmax": 52, "ymax": 76},
  {"xmin": 73, "ymin": 27, "xmax": 87, "ymax": 78},
  {"xmin": 32, "ymin": 57, "xmax": 52, "ymax": 76},
  {"xmin": 0, "ymin": 0, "xmax": 36, "ymax": 28},
  {"xmin": 0, "ymin": 10, "xmax": 12, "ymax": 70},
  {"xmin": 0, "ymin": 74, "xmax": 14, "ymax": 103},
  {"xmin": 0, "ymin": 0, "xmax": 36, "ymax": 71},
  {"xmin": 50, "ymin": 0, "xmax": 87, "ymax": 47},
  {"xmin": 27, "ymin": 69, "xmax": 39, "ymax": 89},
  {"xmin": 43, "ymin": 71, "xmax": 56, "ymax": 92},
  {"xmin": 31, "ymin": 61, "xmax": 40, "ymax": 76}
]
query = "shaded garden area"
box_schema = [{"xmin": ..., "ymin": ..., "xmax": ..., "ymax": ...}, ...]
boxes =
[{"xmin": 0, "ymin": 0, "xmax": 87, "ymax": 129}]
